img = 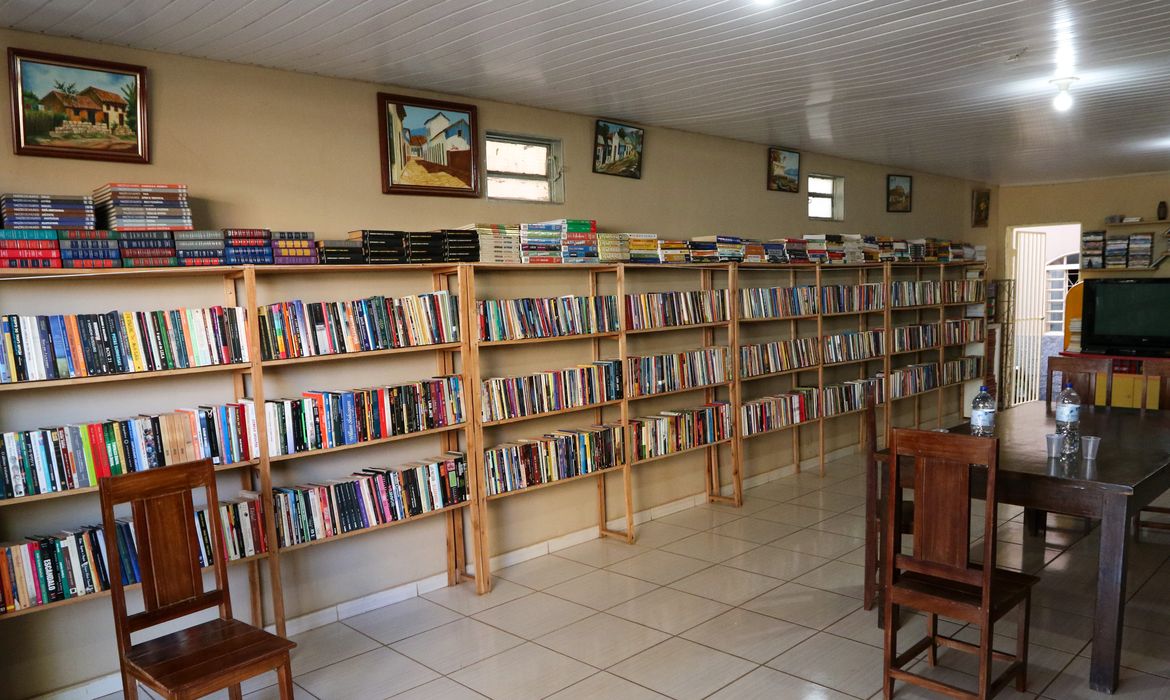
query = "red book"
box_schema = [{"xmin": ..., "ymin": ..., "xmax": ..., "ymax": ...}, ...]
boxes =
[
  {"xmin": 86, "ymin": 422, "xmax": 111, "ymax": 479},
  {"xmin": 0, "ymin": 249, "xmax": 60, "ymax": 259}
]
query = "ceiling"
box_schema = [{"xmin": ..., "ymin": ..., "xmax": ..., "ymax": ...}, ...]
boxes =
[{"xmin": 5, "ymin": 0, "xmax": 1170, "ymax": 184}]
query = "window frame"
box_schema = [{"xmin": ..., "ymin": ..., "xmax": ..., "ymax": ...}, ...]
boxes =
[
  {"xmin": 485, "ymin": 131, "xmax": 564, "ymax": 204},
  {"xmin": 807, "ymin": 173, "xmax": 845, "ymax": 221}
]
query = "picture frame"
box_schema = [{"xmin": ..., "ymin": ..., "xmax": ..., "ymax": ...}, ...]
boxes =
[
  {"xmin": 972, "ymin": 188, "xmax": 991, "ymax": 227},
  {"xmin": 8, "ymin": 47, "xmax": 149, "ymax": 164},
  {"xmin": 593, "ymin": 119, "xmax": 644, "ymax": 179},
  {"xmin": 767, "ymin": 147, "xmax": 800, "ymax": 192},
  {"xmin": 887, "ymin": 174, "xmax": 912, "ymax": 213},
  {"xmin": 377, "ymin": 92, "xmax": 481, "ymax": 197}
]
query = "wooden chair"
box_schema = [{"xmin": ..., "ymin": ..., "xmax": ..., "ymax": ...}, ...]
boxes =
[
  {"xmin": 1137, "ymin": 359, "xmax": 1170, "ymax": 536},
  {"xmin": 882, "ymin": 429, "xmax": 1038, "ymax": 699},
  {"xmin": 862, "ymin": 385, "xmax": 902, "ymax": 618},
  {"xmin": 99, "ymin": 459, "xmax": 295, "ymax": 700},
  {"xmin": 1045, "ymin": 356, "xmax": 1112, "ymax": 411}
]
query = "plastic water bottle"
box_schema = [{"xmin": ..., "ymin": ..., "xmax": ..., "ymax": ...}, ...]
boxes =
[
  {"xmin": 1055, "ymin": 381, "xmax": 1081, "ymax": 457},
  {"xmin": 971, "ymin": 386, "xmax": 996, "ymax": 436}
]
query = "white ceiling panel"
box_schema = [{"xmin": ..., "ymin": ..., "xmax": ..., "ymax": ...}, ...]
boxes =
[{"xmin": 6, "ymin": 0, "xmax": 1170, "ymax": 184}]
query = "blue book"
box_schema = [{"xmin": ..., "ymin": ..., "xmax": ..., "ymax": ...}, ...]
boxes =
[
  {"xmin": 47, "ymin": 315, "xmax": 72, "ymax": 378},
  {"xmin": 0, "ymin": 317, "xmax": 9, "ymax": 384},
  {"xmin": 341, "ymin": 392, "xmax": 358, "ymax": 444}
]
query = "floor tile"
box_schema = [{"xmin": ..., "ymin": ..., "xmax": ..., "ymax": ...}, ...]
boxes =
[
  {"xmin": 820, "ymin": 475, "xmax": 869, "ymax": 498},
  {"xmin": 387, "ymin": 677, "xmax": 487, "ymax": 700},
  {"xmin": 771, "ymin": 529, "xmax": 865, "ymax": 559},
  {"xmin": 552, "ymin": 537, "xmax": 649, "ymax": 568},
  {"xmin": 1042, "ymin": 656, "xmax": 1170, "ymax": 700},
  {"xmin": 822, "ymin": 607, "xmax": 960, "ymax": 654},
  {"xmin": 492, "ymin": 555, "xmax": 594, "ymax": 590},
  {"xmin": 243, "ymin": 684, "xmax": 320, "ymax": 700},
  {"xmin": 450, "ymin": 642, "xmax": 593, "ymax": 700},
  {"xmin": 390, "ymin": 618, "xmax": 523, "ymax": 675},
  {"xmin": 472, "ymin": 591, "xmax": 594, "ymax": 639},
  {"xmin": 743, "ymin": 582, "xmax": 861, "ymax": 629},
  {"xmin": 893, "ymin": 661, "xmax": 1037, "ymax": 700},
  {"xmin": 768, "ymin": 632, "xmax": 885, "ymax": 698},
  {"xmin": 536, "ymin": 612, "xmax": 671, "ymax": 668},
  {"xmin": 342, "ymin": 596, "xmax": 462, "ymax": 644},
  {"xmin": 698, "ymin": 496, "xmax": 777, "ymax": 516},
  {"xmin": 421, "ymin": 578, "xmax": 532, "ymax": 616},
  {"xmin": 606, "ymin": 549, "xmax": 713, "ymax": 585},
  {"xmin": 709, "ymin": 667, "xmax": 855, "ymax": 700},
  {"xmin": 810, "ymin": 513, "xmax": 868, "ymax": 539},
  {"xmin": 295, "ymin": 647, "xmax": 439, "ymax": 700},
  {"xmin": 287, "ymin": 622, "xmax": 381, "ymax": 676},
  {"xmin": 609, "ymin": 637, "xmax": 756, "ymax": 700},
  {"xmin": 545, "ymin": 672, "xmax": 670, "ymax": 699},
  {"xmin": 936, "ymin": 633, "xmax": 1075, "ymax": 693},
  {"xmin": 836, "ymin": 546, "xmax": 868, "ymax": 566},
  {"xmin": 668, "ymin": 564, "xmax": 783, "ymax": 605},
  {"xmin": 682, "ymin": 607, "xmax": 817, "ymax": 663},
  {"xmin": 545, "ymin": 568, "xmax": 659, "ymax": 610},
  {"xmin": 787, "ymin": 490, "xmax": 867, "ymax": 513},
  {"xmin": 607, "ymin": 586, "xmax": 731, "ymax": 634},
  {"xmin": 709, "ymin": 516, "xmax": 802, "ymax": 544},
  {"xmin": 754, "ymin": 503, "xmax": 834, "ymax": 527},
  {"xmin": 654, "ymin": 507, "xmax": 744, "ymax": 530},
  {"xmin": 660, "ymin": 531, "xmax": 760, "ymax": 563},
  {"xmin": 723, "ymin": 545, "xmax": 832, "ymax": 580},
  {"xmin": 745, "ymin": 480, "xmax": 813, "ymax": 502},
  {"xmin": 630, "ymin": 520, "xmax": 700, "ymax": 548},
  {"xmin": 792, "ymin": 560, "xmax": 866, "ymax": 599}
]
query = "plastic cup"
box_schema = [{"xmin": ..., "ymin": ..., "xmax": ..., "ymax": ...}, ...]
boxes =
[
  {"xmin": 1046, "ymin": 434, "xmax": 1065, "ymax": 458},
  {"xmin": 1082, "ymin": 436, "xmax": 1101, "ymax": 460}
]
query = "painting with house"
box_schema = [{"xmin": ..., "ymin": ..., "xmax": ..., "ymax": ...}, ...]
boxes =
[
  {"xmin": 593, "ymin": 119, "xmax": 644, "ymax": 179},
  {"xmin": 8, "ymin": 48, "xmax": 149, "ymax": 163},
  {"xmin": 378, "ymin": 93, "xmax": 480, "ymax": 197}
]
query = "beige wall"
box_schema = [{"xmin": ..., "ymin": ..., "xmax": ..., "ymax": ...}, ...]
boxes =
[{"xmin": 1, "ymin": 28, "xmax": 997, "ymax": 697}]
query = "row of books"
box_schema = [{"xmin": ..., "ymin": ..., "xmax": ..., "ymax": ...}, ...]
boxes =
[
  {"xmin": 631, "ymin": 402, "xmax": 732, "ymax": 461},
  {"xmin": 0, "ymin": 230, "xmax": 73, "ymax": 268},
  {"xmin": 0, "ymin": 305, "xmax": 248, "ymax": 384},
  {"xmin": 822, "ymin": 378, "xmax": 885, "ymax": 417},
  {"xmin": 890, "ymin": 281, "xmax": 940, "ymax": 307},
  {"xmin": 1, "ymin": 193, "xmax": 94, "ymax": 230},
  {"xmin": 741, "ymin": 285, "xmax": 817, "ymax": 319},
  {"xmin": 883, "ymin": 362, "xmax": 940, "ymax": 399},
  {"xmin": 1081, "ymin": 230, "xmax": 1105, "ymax": 270},
  {"xmin": 476, "ymin": 295, "xmax": 620, "ymax": 342},
  {"xmin": 347, "ymin": 230, "xmax": 478, "ymax": 264},
  {"xmin": 471, "ymin": 225, "xmax": 521, "ymax": 264},
  {"xmin": 629, "ymin": 347, "xmax": 729, "ymax": 397},
  {"xmin": 480, "ymin": 360, "xmax": 622, "ymax": 423},
  {"xmin": 482, "ymin": 424, "xmax": 623, "ymax": 496},
  {"xmin": 740, "ymin": 338, "xmax": 819, "ymax": 378},
  {"xmin": 890, "ymin": 323, "xmax": 939, "ymax": 354},
  {"xmin": 95, "ymin": 183, "xmax": 193, "ymax": 232},
  {"xmin": 257, "ymin": 291, "xmax": 460, "ymax": 361},
  {"xmin": 821, "ymin": 283, "xmax": 884, "ymax": 314},
  {"xmin": 263, "ymin": 377, "xmax": 464, "ymax": 457},
  {"xmin": 272, "ymin": 453, "xmax": 469, "ymax": 548},
  {"xmin": 823, "ymin": 329, "xmax": 885, "ymax": 364},
  {"xmin": 741, "ymin": 389, "xmax": 819, "ymax": 435},
  {"xmin": 941, "ymin": 279, "xmax": 985, "ymax": 304},
  {"xmin": 625, "ymin": 290, "xmax": 730, "ymax": 330},
  {"xmin": 0, "ymin": 401, "xmax": 258, "ymax": 500},
  {"xmin": 628, "ymin": 233, "xmax": 659, "ymax": 263},
  {"xmin": 943, "ymin": 356, "xmax": 983, "ymax": 384},
  {"xmin": 943, "ymin": 319, "xmax": 984, "ymax": 345},
  {"xmin": 520, "ymin": 221, "xmax": 565, "ymax": 264}
]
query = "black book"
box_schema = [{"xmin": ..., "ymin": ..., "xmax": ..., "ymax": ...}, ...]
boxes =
[{"xmin": 35, "ymin": 316, "xmax": 57, "ymax": 380}]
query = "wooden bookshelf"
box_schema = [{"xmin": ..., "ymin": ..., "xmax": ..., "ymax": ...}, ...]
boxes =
[{"xmin": 0, "ymin": 362, "xmax": 250, "ymax": 392}]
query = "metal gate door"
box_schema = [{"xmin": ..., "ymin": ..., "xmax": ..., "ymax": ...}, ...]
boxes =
[{"xmin": 1011, "ymin": 229, "xmax": 1046, "ymax": 406}]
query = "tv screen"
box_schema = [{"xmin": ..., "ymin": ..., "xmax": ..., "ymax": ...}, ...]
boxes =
[{"xmin": 1082, "ymin": 279, "xmax": 1170, "ymax": 356}]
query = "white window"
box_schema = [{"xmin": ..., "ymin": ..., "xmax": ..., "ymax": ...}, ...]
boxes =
[
  {"xmin": 486, "ymin": 133, "xmax": 564, "ymax": 203},
  {"xmin": 808, "ymin": 174, "xmax": 845, "ymax": 221}
]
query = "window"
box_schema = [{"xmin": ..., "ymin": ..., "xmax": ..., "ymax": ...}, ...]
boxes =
[
  {"xmin": 486, "ymin": 133, "xmax": 563, "ymax": 203},
  {"xmin": 1045, "ymin": 253, "xmax": 1080, "ymax": 333},
  {"xmin": 807, "ymin": 174, "xmax": 844, "ymax": 220}
]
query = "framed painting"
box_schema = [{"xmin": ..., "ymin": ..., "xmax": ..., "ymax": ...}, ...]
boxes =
[
  {"xmin": 972, "ymin": 188, "xmax": 991, "ymax": 227},
  {"xmin": 8, "ymin": 48, "xmax": 149, "ymax": 163},
  {"xmin": 378, "ymin": 93, "xmax": 480, "ymax": 197},
  {"xmin": 767, "ymin": 147, "xmax": 800, "ymax": 192},
  {"xmin": 887, "ymin": 174, "xmax": 912, "ymax": 213},
  {"xmin": 593, "ymin": 119, "xmax": 643, "ymax": 179}
]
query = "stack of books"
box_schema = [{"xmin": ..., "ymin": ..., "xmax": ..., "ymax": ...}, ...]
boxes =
[
  {"xmin": 223, "ymin": 228, "xmax": 273, "ymax": 265},
  {"xmin": 57, "ymin": 229, "xmax": 121, "ymax": 269},
  {"xmin": 407, "ymin": 232, "xmax": 447, "ymax": 263},
  {"xmin": 763, "ymin": 240, "xmax": 789, "ymax": 263},
  {"xmin": 1105, "ymin": 236, "xmax": 1129, "ymax": 268},
  {"xmin": 444, "ymin": 230, "xmax": 479, "ymax": 262},
  {"xmin": 695, "ymin": 236, "xmax": 745, "ymax": 262},
  {"xmin": 317, "ymin": 239, "xmax": 367, "ymax": 265},
  {"xmin": 597, "ymin": 233, "xmax": 630, "ymax": 263},
  {"xmin": 1, "ymin": 193, "xmax": 95, "ymax": 230},
  {"xmin": 562, "ymin": 232, "xmax": 599, "ymax": 264},
  {"xmin": 842, "ymin": 234, "xmax": 864, "ymax": 263},
  {"xmin": 350, "ymin": 230, "xmax": 408, "ymax": 264},
  {"xmin": 782, "ymin": 238, "xmax": 810, "ymax": 263},
  {"xmin": 174, "ymin": 230, "xmax": 226, "ymax": 267},
  {"xmin": 520, "ymin": 222, "xmax": 562, "ymax": 263},
  {"xmin": 1128, "ymin": 233, "xmax": 1153, "ymax": 268},
  {"xmin": 0, "ymin": 229, "xmax": 60, "ymax": 268},
  {"xmin": 94, "ymin": 183, "xmax": 192, "ymax": 232},
  {"xmin": 1080, "ymin": 230, "xmax": 1105, "ymax": 269},
  {"xmin": 119, "ymin": 230, "xmax": 177, "ymax": 267},
  {"xmin": 470, "ymin": 224, "xmax": 521, "ymax": 263},
  {"xmin": 627, "ymin": 233, "xmax": 659, "ymax": 263},
  {"xmin": 657, "ymin": 239, "xmax": 690, "ymax": 263},
  {"xmin": 687, "ymin": 238, "xmax": 718, "ymax": 262},
  {"xmin": 271, "ymin": 231, "xmax": 318, "ymax": 265},
  {"xmin": 908, "ymin": 239, "xmax": 928, "ymax": 262},
  {"xmin": 743, "ymin": 240, "xmax": 767, "ymax": 263},
  {"xmin": 861, "ymin": 236, "xmax": 881, "ymax": 262}
]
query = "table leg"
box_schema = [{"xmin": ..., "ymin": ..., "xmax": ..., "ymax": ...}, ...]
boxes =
[
  {"xmin": 1024, "ymin": 508, "xmax": 1047, "ymax": 536},
  {"xmin": 1091, "ymin": 492, "xmax": 1132, "ymax": 693}
]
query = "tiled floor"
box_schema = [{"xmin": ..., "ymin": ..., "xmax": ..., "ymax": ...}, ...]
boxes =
[{"xmin": 103, "ymin": 454, "xmax": 1170, "ymax": 699}]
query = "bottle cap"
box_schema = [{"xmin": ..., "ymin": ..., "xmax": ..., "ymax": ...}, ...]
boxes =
[{"xmin": 979, "ymin": 385, "xmax": 987, "ymax": 391}]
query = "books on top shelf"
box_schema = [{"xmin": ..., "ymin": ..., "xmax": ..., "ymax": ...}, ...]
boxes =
[
  {"xmin": 272, "ymin": 453, "xmax": 469, "ymax": 547},
  {"xmin": 823, "ymin": 329, "xmax": 885, "ymax": 364},
  {"xmin": 0, "ymin": 229, "xmax": 64, "ymax": 268},
  {"xmin": 466, "ymin": 224, "xmax": 521, "ymax": 264},
  {"xmin": 625, "ymin": 289, "xmax": 729, "ymax": 330},
  {"xmin": 943, "ymin": 356, "xmax": 982, "ymax": 384},
  {"xmin": 317, "ymin": 239, "xmax": 367, "ymax": 265},
  {"xmin": 657, "ymin": 239, "xmax": 691, "ymax": 264},
  {"xmin": 598, "ymin": 233, "xmax": 630, "ymax": 263},
  {"xmin": 1128, "ymin": 233, "xmax": 1154, "ymax": 268},
  {"xmin": 483, "ymin": 424, "xmax": 623, "ymax": 496},
  {"xmin": 740, "ymin": 338, "xmax": 819, "ymax": 378},
  {"xmin": 0, "ymin": 305, "xmax": 248, "ymax": 384},
  {"xmin": 173, "ymin": 230, "xmax": 226, "ymax": 267},
  {"xmin": 481, "ymin": 360, "xmax": 622, "ymax": 423},
  {"xmin": 741, "ymin": 389, "xmax": 819, "ymax": 435},
  {"xmin": 1, "ymin": 193, "xmax": 95, "ymax": 230},
  {"xmin": 477, "ymin": 294, "xmax": 619, "ymax": 342},
  {"xmin": 890, "ymin": 323, "xmax": 939, "ymax": 353},
  {"xmin": 94, "ymin": 183, "xmax": 193, "ymax": 232},
  {"xmin": 271, "ymin": 231, "xmax": 318, "ymax": 266},
  {"xmin": 223, "ymin": 228, "xmax": 273, "ymax": 266},
  {"xmin": 692, "ymin": 236, "xmax": 746, "ymax": 262},
  {"xmin": 943, "ymin": 319, "xmax": 984, "ymax": 345},
  {"xmin": 627, "ymin": 233, "xmax": 660, "ymax": 263},
  {"xmin": 740, "ymin": 285, "xmax": 818, "ymax": 319},
  {"xmin": 0, "ymin": 400, "xmax": 258, "ymax": 500},
  {"xmin": 628, "ymin": 347, "xmax": 729, "ymax": 397},
  {"xmin": 257, "ymin": 291, "xmax": 459, "ymax": 361},
  {"xmin": 519, "ymin": 222, "xmax": 563, "ymax": 264},
  {"xmin": 890, "ymin": 280, "xmax": 941, "ymax": 307},
  {"xmin": 264, "ymin": 376, "xmax": 464, "ymax": 457},
  {"xmin": 118, "ymin": 229, "xmax": 178, "ymax": 268},
  {"xmin": 820, "ymin": 283, "xmax": 884, "ymax": 314},
  {"xmin": 631, "ymin": 402, "xmax": 731, "ymax": 461}
]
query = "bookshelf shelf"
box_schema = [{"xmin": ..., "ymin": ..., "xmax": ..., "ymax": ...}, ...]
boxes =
[
  {"xmin": 891, "ymin": 304, "xmax": 942, "ymax": 312},
  {"xmin": 485, "ymin": 467, "xmax": 619, "ymax": 501},
  {"xmin": 625, "ymin": 321, "xmax": 730, "ymax": 334},
  {"xmin": 628, "ymin": 381, "xmax": 731, "ymax": 402},
  {"xmin": 823, "ymin": 356, "xmax": 883, "ymax": 368},
  {"xmin": 260, "ymin": 342, "xmax": 461, "ymax": 368},
  {"xmin": 477, "ymin": 331, "xmax": 620, "ymax": 347},
  {"xmin": 0, "ymin": 362, "xmax": 250, "ymax": 392},
  {"xmin": 481, "ymin": 398, "xmax": 624, "ymax": 427},
  {"xmin": 821, "ymin": 309, "xmax": 885, "ymax": 318},
  {"xmin": 256, "ymin": 263, "xmax": 460, "ymax": 275},
  {"xmin": 739, "ymin": 314, "xmax": 819, "ymax": 323},
  {"xmin": 890, "ymin": 345, "xmax": 940, "ymax": 357},
  {"xmin": 741, "ymin": 365, "xmax": 819, "ymax": 382},
  {"xmin": 741, "ymin": 422, "xmax": 806, "ymax": 440},
  {"xmin": 0, "ymin": 266, "xmax": 247, "ymax": 282},
  {"xmin": 278, "ymin": 501, "xmax": 470, "ymax": 553},
  {"xmin": 632, "ymin": 438, "xmax": 734, "ymax": 466},
  {"xmin": 268, "ymin": 423, "xmax": 467, "ymax": 463}
]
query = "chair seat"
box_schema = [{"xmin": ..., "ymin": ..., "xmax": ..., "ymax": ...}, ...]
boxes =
[
  {"xmin": 126, "ymin": 618, "xmax": 295, "ymax": 692},
  {"xmin": 891, "ymin": 568, "xmax": 1038, "ymax": 624}
]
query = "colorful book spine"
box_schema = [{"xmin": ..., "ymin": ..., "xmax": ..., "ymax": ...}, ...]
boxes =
[
  {"xmin": 822, "ymin": 329, "xmax": 885, "ymax": 364},
  {"xmin": 890, "ymin": 280, "xmax": 941, "ymax": 307},
  {"xmin": 740, "ymin": 285, "xmax": 818, "ymax": 319},
  {"xmin": 819, "ymin": 283, "xmax": 884, "ymax": 314},
  {"xmin": 822, "ymin": 378, "xmax": 885, "ymax": 417},
  {"xmin": 943, "ymin": 356, "xmax": 982, "ymax": 384},
  {"xmin": 741, "ymin": 389, "xmax": 820, "ymax": 435},
  {"xmin": 942, "ymin": 279, "xmax": 985, "ymax": 304},
  {"xmin": 477, "ymin": 295, "xmax": 619, "ymax": 342},
  {"xmin": 881, "ymin": 362, "xmax": 940, "ymax": 398},
  {"xmin": 624, "ymin": 289, "xmax": 729, "ymax": 330},
  {"xmin": 739, "ymin": 338, "xmax": 819, "ymax": 378},
  {"xmin": 628, "ymin": 347, "xmax": 729, "ymax": 397},
  {"xmin": 943, "ymin": 319, "xmax": 984, "ymax": 345},
  {"xmin": 890, "ymin": 323, "xmax": 940, "ymax": 353},
  {"xmin": 482, "ymin": 424, "xmax": 623, "ymax": 496},
  {"xmin": 481, "ymin": 360, "xmax": 622, "ymax": 422},
  {"xmin": 630, "ymin": 402, "xmax": 731, "ymax": 461}
]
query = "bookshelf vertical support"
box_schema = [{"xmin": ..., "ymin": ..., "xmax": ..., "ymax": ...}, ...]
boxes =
[{"xmin": 460, "ymin": 267, "xmax": 493, "ymax": 594}]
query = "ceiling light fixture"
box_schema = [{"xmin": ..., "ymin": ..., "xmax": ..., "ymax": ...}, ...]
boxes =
[
  {"xmin": 1051, "ymin": 77, "xmax": 1078, "ymax": 112},
  {"xmin": 753, "ymin": 0, "xmax": 777, "ymax": 6}
]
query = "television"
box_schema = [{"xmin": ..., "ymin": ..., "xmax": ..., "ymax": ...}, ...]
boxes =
[{"xmin": 1081, "ymin": 278, "xmax": 1170, "ymax": 356}]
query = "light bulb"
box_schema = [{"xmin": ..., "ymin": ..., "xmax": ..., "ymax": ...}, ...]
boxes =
[{"xmin": 1053, "ymin": 90, "xmax": 1073, "ymax": 112}]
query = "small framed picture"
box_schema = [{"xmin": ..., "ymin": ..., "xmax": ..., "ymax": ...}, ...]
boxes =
[
  {"xmin": 972, "ymin": 189, "xmax": 991, "ymax": 227},
  {"xmin": 593, "ymin": 119, "xmax": 643, "ymax": 179},
  {"xmin": 8, "ymin": 48, "xmax": 149, "ymax": 163},
  {"xmin": 378, "ymin": 92, "xmax": 481, "ymax": 197},
  {"xmin": 767, "ymin": 147, "xmax": 800, "ymax": 192},
  {"xmin": 887, "ymin": 174, "xmax": 912, "ymax": 213}
]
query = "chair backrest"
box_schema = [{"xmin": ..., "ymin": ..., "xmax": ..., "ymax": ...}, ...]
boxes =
[
  {"xmin": 885, "ymin": 428, "xmax": 1000, "ymax": 597},
  {"xmin": 1046, "ymin": 356, "xmax": 1112, "ymax": 410},
  {"xmin": 98, "ymin": 459, "xmax": 232, "ymax": 651},
  {"xmin": 1141, "ymin": 358, "xmax": 1170, "ymax": 413}
]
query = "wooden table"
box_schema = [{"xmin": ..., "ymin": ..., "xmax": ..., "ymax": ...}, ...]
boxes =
[{"xmin": 948, "ymin": 402, "xmax": 1170, "ymax": 693}]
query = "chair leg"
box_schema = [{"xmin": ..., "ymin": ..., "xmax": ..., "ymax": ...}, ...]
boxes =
[
  {"xmin": 927, "ymin": 613, "xmax": 938, "ymax": 666},
  {"xmin": 883, "ymin": 600, "xmax": 898, "ymax": 699},
  {"xmin": 277, "ymin": 654, "xmax": 296, "ymax": 700},
  {"xmin": 978, "ymin": 621, "xmax": 994, "ymax": 700},
  {"xmin": 1016, "ymin": 594, "xmax": 1031, "ymax": 692},
  {"xmin": 228, "ymin": 684, "xmax": 243, "ymax": 700},
  {"xmin": 122, "ymin": 668, "xmax": 139, "ymax": 700}
]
